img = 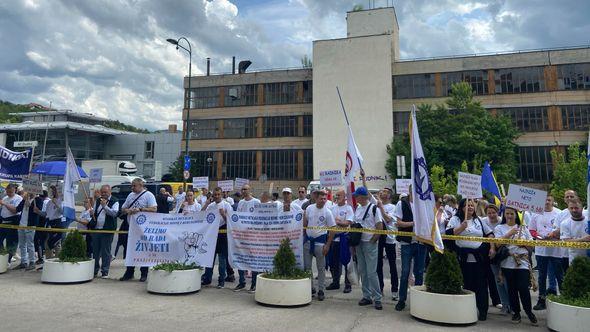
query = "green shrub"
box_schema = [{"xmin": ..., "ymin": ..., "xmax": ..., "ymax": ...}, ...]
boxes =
[
  {"xmin": 425, "ymin": 250, "xmax": 463, "ymax": 294},
  {"xmin": 550, "ymin": 256, "xmax": 590, "ymax": 308},
  {"xmin": 153, "ymin": 262, "xmax": 201, "ymax": 272},
  {"xmin": 58, "ymin": 230, "xmax": 89, "ymax": 263},
  {"xmin": 265, "ymin": 238, "xmax": 311, "ymax": 280}
]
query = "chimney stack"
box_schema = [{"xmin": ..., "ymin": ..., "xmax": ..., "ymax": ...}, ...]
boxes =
[
  {"xmin": 206, "ymin": 58, "xmax": 210, "ymax": 76},
  {"xmin": 232, "ymin": 56, "xmax": 236, "ymax": 74}
]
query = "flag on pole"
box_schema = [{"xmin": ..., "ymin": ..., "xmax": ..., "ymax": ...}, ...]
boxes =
[
  {"xmin": 481, "ymin": 161, "xmax": 502, "ymax": 207},
  {"xmin": 410, "ymin": 105, "xmax": 444, "ymax": 253},
  {"xmin": 63, "ymin": 147, "xmax": 82, "ymax": 221},
  {"xmin": 586, "ymin": 130, "xmax": 590, "ymax": 256},
  {"xmin": 344, "ymin": 126, "xmax": 363, "ymax": 208}
]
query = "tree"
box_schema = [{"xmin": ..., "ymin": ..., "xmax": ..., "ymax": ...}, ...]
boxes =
[
  {"xmin": 300, "ymin": 55, "xmax": 312, "ymax": 68},
  {"xmin": 550, "ymin": 143, "xmax": 587, "ymax": 208},
  {"xmin": 168, "ymin": 153, "xmax": 215, "ymax": 182},
  {"xmin": 386, "ymin": 82, "xmax": 520, "ymax": 190},
  {"xmin": 430, "ymin": 165, "xmax": 456, "ymax": 197},
  {"xmin": 352, "ymin": 4, "xmax": 364, "ymax": 11}
]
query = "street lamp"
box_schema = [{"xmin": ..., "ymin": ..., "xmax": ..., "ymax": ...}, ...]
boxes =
[{"xmin": 167, "ymin": 37, "xmax": 192, "ymax": 191}]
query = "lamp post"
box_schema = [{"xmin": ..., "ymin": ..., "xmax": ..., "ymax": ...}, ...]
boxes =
[{"xmin": 167, "ymin": 37, "xmax": 192, "ymax": 191}]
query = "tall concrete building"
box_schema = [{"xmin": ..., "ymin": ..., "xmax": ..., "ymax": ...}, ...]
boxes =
[{"xmin": 183, "ymin": 7, "xmax": 590, "ymax": 190}]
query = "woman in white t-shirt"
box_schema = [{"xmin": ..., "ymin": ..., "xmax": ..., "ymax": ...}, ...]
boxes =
[
  {"xmin": 75, "ymin": 198, "xmax": 94, "ymax": 258},
  {"xmin": 492, "ymin": 207, "xmax": 537, "ymax": 326},
  {"xmin": 179, "ymin": 191, "xmax": 202, "ymax": 214}
]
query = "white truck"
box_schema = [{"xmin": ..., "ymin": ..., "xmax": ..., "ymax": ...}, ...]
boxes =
[{"xmin": 81, "ymin": 160, "xmax": 138, "ymax": 176}]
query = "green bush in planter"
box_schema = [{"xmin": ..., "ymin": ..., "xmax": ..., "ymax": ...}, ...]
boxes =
[
  {"xmin": 58, "ymin": 230, "xmax": 89, "ymax": 263},
  {"xmin": 265, "ymin": 238, "xmax": 311, "ymax": 280},
  {"xmin": 549, "ymin": 256, "xmax": 590, "ymax": 308},
  {"xmin": 153, "ymin": 262, "xmax": 201, "ymax": 272},
  {"xmin": 425, "ymin": 250, "xmax": 463, "ymax": 294}
]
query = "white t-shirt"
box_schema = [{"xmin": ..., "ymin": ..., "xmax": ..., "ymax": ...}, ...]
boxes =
[
  {"xmin": 198, "ymin": 195, "xmax": 208, "ymax": 207},
  {"xmin": 292, "ymin": 198, "xmax": 308, "ymax": 208},
  {"xmin": 559, "ymin": 216, "xmax": 589, "ymax": 262},
  {"xmin": 78, "ymin": 209, "xmax": 92, "ymax": 230},
  {"xmin": 354, "ymin": 203, "xmax": 383, "ymax": 242},
  {"xmin": 1, "ymin": 194, "xmax": 23, "ymax": 220},
  {"xmin": 121, "ymin": 190, "xmax": 157, "ymax": 210},
  {"xmin": 528, "ymin": 208, "xmax": 563, "ymax": 258},
  {"xmin": 447, "ymin": 216, "xmax": 493, "ymax": 249},
  {"xmin": 205, "ymin": 200, "xmax": 233, "ymax": 227},
  {"xmin": 181, "ymin": 202, "xmax": 202, "ymax": 214},
  {"xmin": 305, "ymin": 204, "xmax": 336, "ymax": 242},
  {"xmin": 284, "ymin": 202, "xmax": 303, "ymax": 213},
  {"xmin": 225, "ymin": 197, "xmax": 235, "ymax": 206},
  {"xmin": 43, "ymin": 198, "xmax": 63, "ymax": 221},
  {"xmin": 494, "ymin": 224, "xmax": 533, "ymax": 270},
  {"xmin": 382, "ymin": 203, "xmax": 397, "ymax": 244},
  {"xmin": 174, "ymin": 192, "xmax": 186, "ymax": 212},
  {"xmin": 331, "ymin": 203, "xmax": 354, "ymax": 242},
  {"xmin": 481, "ymin": 216, "xmax": 501, "ymax": 231},
  {"xmin": 237, "ymin": 197, "xmax": 261, "ymax": 212},
  {"xmin": 19, "ymin": 199, "xmax": 33, "ymax": 227}
]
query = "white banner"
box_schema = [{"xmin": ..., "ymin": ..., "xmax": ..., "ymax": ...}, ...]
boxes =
[
  {"xmin": 505, "ymin": 184, "xmax": 547, "ymax": 215},
  {"xmin": 234, "ymin": 178, "xmax": 249, "ymax": 189},
  {"xmin": 227, "ymin": 206, "xmax": 304, "ymax": 272},
  {"xmin": 192, "ymin": 176, "xmax": 209, "ymax": 189},
  {"xmin": 457, "ymin": 172, "xmax": 483, "ymax": 199},
  {"xmin": 320, "ymin": 169, "xmax": 342, "ymax": 187},
  {"xmin": 218, "ymin": 180, "xmax": 234, "ymax": 192},
  {"xmin": 126, "ymin": 212, "xmax": 220, "ymax": 267},
  {"xmin": 395, "ymin": 178, "xmax": 412, "ymax": 194}
]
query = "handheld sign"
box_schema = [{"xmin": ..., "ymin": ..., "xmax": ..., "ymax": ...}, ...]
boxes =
[
  {"xmin": 218, "ymin": 180, "xmax": 234, "ymax": 192},
  {"xmin": 457, "ymin": 172, "xmax": 483, "ymax": 199},
  {"xmin": 319, "ymin": 170, "xmax": 342, "ymax": 187},
  {"xmin": 395, "ymin": 178, "xmax": 412, "ymax": 194},
  {"xmin": 505, "ymin": 184, "xmax": 547, "ymax": 215},
  {"xmin": 192, "ymin": 176, "xmax": 209, "ymax": 190},
  {"xmin": 22, "ymin": 177, "xmax": 44, "ymax": 195},
  {"xmin": 89, "ymin": 168, "xmax": 103, "ymax": 183},
  {"xmin": 234, "ymin": 177, "xmax": 249, "ymax": 190}
]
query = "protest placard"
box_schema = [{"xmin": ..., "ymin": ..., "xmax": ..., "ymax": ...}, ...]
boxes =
[
  {"xmin": 234, "ymin": 177, "xmax": 249, "ymax": 190},
  {"xmin": 22, "ymin": 177, "xmax": 44, "ymax": 195},
  {"xmin": 89, "ymin": 168, "xmax": 103, "ymax": 183},
  {"xmin": 218, "ymin": 180, "xmax": 234, "ymax": 192},
  {"xmin": 457, "ymin": 172, "xmax": 483, "ymax": 198},
  {"xmin": 395, "ymin": 179, "xmax": 412, "ymax": 194},
  {"xmin": 319, "ymin": 170, "xmax": 342, "ymax": 187},
  {"xmin": 192, "ymin": 176, "xmax": 209, "ymax": 189},
  {"xmin": 505, "ymin": 184, "xmax": 547, "ymax": 215}
]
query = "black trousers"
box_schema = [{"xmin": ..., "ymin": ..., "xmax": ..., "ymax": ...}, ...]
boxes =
[
  {"xmin": 85, "ymin": 234, "xmax": 93, "ymax": 258},
  {"xmin": 34, "ymin": 218, "xmax": 47, "ymax": 260},
  {"xmin": 485, "ymin": 259, "xmax": 501, "ymax": 305},
  {"xmin": 125, "ymin": 266, "xmax": 149, "ymax": 276},
  {"xmin": 329, "ymin": 240, "xmax": 350, "ymax": 287},
  {"xmin": 461, "ymin": 259, "xmax": 489, "ymax": 318},
  {"xmin": 47, "ymin": 219, "xmax": 63, "ymax": 249},
  {"xmin": 502, "ymin": 268, "xmax": 532, "ymax": 315},
  {"xmin": 377, "ymin": 236, "xmax": 399, "ymax": 293}
]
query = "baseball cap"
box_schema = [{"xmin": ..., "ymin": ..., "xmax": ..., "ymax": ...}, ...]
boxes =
[
  {"xmin": 282, "ymin": 187, "xmax": 292, "ymax": 194},
  {"xmin": 353, "ymin": 186, "xmax": 368, "ymax": 196}
]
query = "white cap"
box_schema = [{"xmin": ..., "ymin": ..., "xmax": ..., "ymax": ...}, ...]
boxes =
[{"xmin": 282, "ymin": 187, "xmax": 292, "ymax": 193}]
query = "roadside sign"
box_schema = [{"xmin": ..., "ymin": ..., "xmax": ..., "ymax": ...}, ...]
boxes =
[
  {"xmin": 183, "ymin": 170, "xmax": 190, "ymax": 180},
  {"xmin": 183, "ymin": 155, "xmax": 191, "ymax": 171},
  {"xmin": 14, "ymin": 141, "xmax": 38, "ymax": 148}
]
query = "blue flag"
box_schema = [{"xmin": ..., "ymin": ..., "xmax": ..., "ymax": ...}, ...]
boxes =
[
  {"xmin": 481, "ymin": 161, "xmax": 502, "ymax": 206},
  {"xmin": 0, "ymin": 146, "xmax": 33, "ymax": 180}
]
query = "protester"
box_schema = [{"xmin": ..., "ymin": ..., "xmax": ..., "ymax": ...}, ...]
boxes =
[
  {"xmin": 0, "ymin": 183, "xmax": 23, "ymax": 263},
  {"xmin": 303, "ymin": 190, "xmax": 336, "ymax": 301},
  {"xmin": 234, "ymin": 184, "xmax": 260, "ymax": 291},
  {"xmin": 292, "ymin": 186, "xmax": 309, "ymax": 208},
  {"xmin": 528, "ymin": 194, "xmax": 563, "ymax": 310},
  {"xmin": 231, "ymin": 192, "xmax": 241, "ymax": 211},
  {"xmin": 301, "ymin": 190, "xmax": 318, "ymax": 210},
  {"xmin": 559, "ymin": 198, "xmax": 590, "ymax": 264},
  {"xmin": 376, "ymin": 188, "xmax": 399, "ymax": 300},
  {"xmin": 483, "ymin": 204, "xmax": 510, "ymax": 314},
  {"xmin": 476, "ymin": 199, "xmax": 489, "ymax": 218},
  {"xmin": 75, "ymin": 197, "xmax": 94, "ymax": 258},
  {"xmin": 554, "ymin": 190, "xmax": 587, "ymax": 272},
  {"xmin": 179, "ymin": 190, "xmax": 201, "ymax": 214},
  {"xmin": 201, "ymin": 187, "xmax": 232, "ymax": 289},
  {"xmin": 493, "ymin": 207, "xmax": 537, "ymax": 325},
  {"xmin": 198, "ymin": 187, "xmax": 210, "ymax": 206},
  {"xmin": 89, "ymin": 185, "xmax": 119, "ymax": 278},
  {"xmin": 261, "ymin": 191, "xmax": 282, "ymax": 210},
  {"xmin": 15, "ymin": 192, "xmax": 37, "ymax": 270},
  {"xmin": 156, "ymin": 188, "xmax": 173, "ymax": 213},
  {"xmin": 174, "ymin": 186, "xmax": 186, "ymax": 213},
  {"xmin": 34, "ymin": 185, "xmax": 62, "ymax": 258},
  {"xmin": 327, "ymin": 189, "xmax": 353, "ymax": 293},
  {"xmin": 119, "ymin": 178, "xmax": 157, "ymax": 282},
  {"xmin": 448, "ymin": 198, "xmax": 494, "ymax": 321},
  {"xmin": 223, "ymin": 191, "xmax": 235, "ymax": 206},
  {"xmin": 282, "ymin": 188, "xmax": 302, "ymax": 213},
  {"xmin": 33, "ymin": 190, "xmax": 49, "ymax": 264}
]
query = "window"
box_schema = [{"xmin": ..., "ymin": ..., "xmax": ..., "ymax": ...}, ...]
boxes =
[
  {"xmin": 264, "ymin": 82, "xmax": 297, "ymax": 104},
  {"xmin": 223, "ymin": 85, "xmax": 258, "ymax": 106},
  {"xmin": 144, "ymin": 141, "xmax": 154, "ymax": 159},
  {"xmin": 264, "ymin": 116, "xmax": 298, "ymax": 137},
  {"xmin": 441, "ymin": 71, "xmax": 488, "ymax": 96},
  {"xmin": 497, "ymin": 107, "xmax": 548, "ymax": 132},
  {"xmin": 517, "ymin": 146, "xmax": 553, "ymax": 183},
  {"xmin": 562, "ymin": 104, "xmax": 590, "ymax": 130},
  {"xmin": 186, "ymin": 87, "xmax": 219, "ymax": 109},
  {"xmin": 188, "ymin": 119, "xmax": 218, "ymax": 139},
  {"xmin": 223, "ymin": 118, "xmax": 257, "ymax": 138},
  {"xmin": 222, "ymin": 150, "xmax": 256, "ymax": 179},
  {"xmin": 393, "ymin": 74, "xmax": 435, "ymax": 99},
  {"xmin": 392, "ymin": 112, "xmax": 410, "ymax": 135},
  {"xmin": 494, "ymin": 67, "xmax": 545, "ymax": 94},
  {"xmin": 303, "ymin": 115, "xmax": 313, "ymax": 137},
  {"xmin": 190, "ymin": 151, "xmax": 217, "ymax": 178},
  {"xmin": 303, "ymin": 81, "xmax": 313, "ymax": 103},
  {"xmin": 262, "ymin": 150, "xmax": 298, "ymax": 180},
  {"xmin": 557, "ymin": 63, "xmax": 590, "ymax": 90},
  {"xmin": 302, "ymin": 149, "xmax": 313, "ymax": 180}
]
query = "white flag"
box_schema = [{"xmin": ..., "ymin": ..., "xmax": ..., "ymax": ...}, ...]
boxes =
[
  {"xmin": 63, "ymin": 147, "xmax": 82, "ymax": 220},
  {"xmin": 587, "ymin": 129, "xmax": 590, "ymax": 221},
  {"xmin": 410, "ymin": 105, "xmax": 444, "ymax": 252},
  {"xmin": 344, "ymin": 126, "xmax": 363, "ymax": 206}
]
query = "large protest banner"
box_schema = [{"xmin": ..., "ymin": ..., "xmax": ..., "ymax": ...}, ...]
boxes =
[
  {"xmin": 0, "ymin": 146, "xmax": 33, "ymax": 180},
  {"xmin": 227, "ymin": 204, "xmax": 304, "ymax": 272},
  {"xmin": 126, "ymin": 212, "xmax": 220, "ymax": 268}
]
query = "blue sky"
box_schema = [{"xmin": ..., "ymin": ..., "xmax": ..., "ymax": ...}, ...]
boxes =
[{"xmin": 0, "ymin": 0, "xmax": 588, "ymax": 130}]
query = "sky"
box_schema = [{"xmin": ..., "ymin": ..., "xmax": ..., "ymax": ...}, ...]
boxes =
[{"xmin": 1, "ymin": 0, "xmax": 588, "ymax": 130}]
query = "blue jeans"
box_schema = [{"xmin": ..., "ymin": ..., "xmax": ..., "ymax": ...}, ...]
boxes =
[
  {"xmin": 536, "ymin": 255, "xmax": 563, "ymax": 298},
  {"xmin": 203, "ymin": 253, "xmax": 227, "ymax": 286},
  {"xmin": 490, "ymin": 264, "xmax": 510, "ymax": 312},
  {"xmin": 356, "ymin": 241, "xmax": 381, "ymax": 302},
  {"xmin": 399, "ymin": 243, "xmax": 426, "ymax": 303}
]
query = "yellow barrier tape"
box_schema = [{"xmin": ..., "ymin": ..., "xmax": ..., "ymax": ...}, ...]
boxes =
[{"xmin": 0, "ymin": 224, "xmax": 126, "ymax": 234}]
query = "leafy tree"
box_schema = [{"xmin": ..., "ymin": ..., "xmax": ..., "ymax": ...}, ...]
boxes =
[
  {"xmin": 386, "ymin": 82, "xmax": 520, "ymax": 190},
  {"xmin": 550, "ymin": 143, "xmax": 587, "ymax": 208},
  {"xmin": 430, "ymin": 165, "xmax": 456, "ymax": 197},
  {"xmin": 168, "ymin": 153, "xmax": 214, "ymax": 182},
  {"xmin": 352, "ymin": 4, "xmax": 364, "ymax": 11},
  {"xmin": 0, "ymin": 100, "xmax": 33, "ymax": 123},
  {"xmin": 103, "ymin": 120, "xmax": 150, "ymax": 133}
]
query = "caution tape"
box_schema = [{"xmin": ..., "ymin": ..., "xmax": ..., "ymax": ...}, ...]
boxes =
[{"xmin": 2, "ymin": 223, "xmax": 589, "ymax": 249}]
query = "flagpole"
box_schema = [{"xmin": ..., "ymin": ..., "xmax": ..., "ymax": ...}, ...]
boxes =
[{"xmin": 336, "ymin": 86, "xmax": 363, "ymax": 170}]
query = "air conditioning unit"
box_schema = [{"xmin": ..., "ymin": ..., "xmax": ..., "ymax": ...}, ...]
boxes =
[{"xmin": 228, "ymin": 88, "xmax": 239, "ymax": 100}]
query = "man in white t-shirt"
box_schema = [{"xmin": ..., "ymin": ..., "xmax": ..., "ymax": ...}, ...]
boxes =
[
  {"xmin": 528, "ymin": 194, "xmax": 563, "ymax": 310},
  {"xmin": 303, "ymin": 190, "xmax": 336, "ymax": 301},
  {"xmin": 326, "ymin": 189, "xmax": 354, "ymax": 293},
  {"xmin": 234, "ymin": 184, "xmax": 260, "ymax": 291},
  {"xmin": 281, "ymin": 188, "xmax": 303, "ymax": 213},
  {"xmin": 554, "ymin": 190, "xmax": 588, "ymax": 271},
  {"xmin": 173, "ymin": 186, "xmax": 186, "ymax": 213},
  {"xmin": 0, "ymin": 184, "xmax": 23, "ymax": 262},
  {"xmin": 292, "ymin": 186, "xmax": 308, "ymax": 208},
  {"xmin": 198, "ymin": 187, "xmax": 209, "ymax": 206},
  {"xmin": 376, "ymin": 188, "xmax": 399, "ymax": 300},
  {"xmin": 560, "ymin": 199, "xmax": 590, "ymax": 263}
]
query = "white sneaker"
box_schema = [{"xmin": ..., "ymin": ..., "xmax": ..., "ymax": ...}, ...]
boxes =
[
  {"xmin": 495, "ymin": 304, "xmax": 503, "ymax": 309},
  {"xmin": 392, "ymin": 291, "xmax": 399, "ymax": 301}
]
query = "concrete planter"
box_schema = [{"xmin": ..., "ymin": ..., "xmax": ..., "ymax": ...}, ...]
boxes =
[
  {"xmin": 41, "ymin": 258, "xmax": 95, "ymax": 284},
  {"xmin": 147, "ymin": 268, "xmax": 202, "ymax": 294},
  {"xmin": 255, "ymin": 274, "xmax": 312, "ymax": 306},
  {"xmin": 0, "ymin": 254, "xmax": 8, "ymax": 274},
  {"xmin": 410, "ymin": 286, "xmax": 477, "ymax": 325},
  {"xmin": 547, "ymin": 299, "xmax": 590, "ymax": 332}
]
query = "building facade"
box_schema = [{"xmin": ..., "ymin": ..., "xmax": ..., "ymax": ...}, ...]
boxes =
[{"xmin": 183, "ymin": 7, "xmax": 590, "ymax": 190}]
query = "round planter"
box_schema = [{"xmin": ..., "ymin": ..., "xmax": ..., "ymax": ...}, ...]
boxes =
[
  {"xmin": 547, "ymin": 299, "xmax": 590, "ymax": 332},
  {"xmin": 147, "ymin": 268, "xmax": 202, "ymax": 294},
  {"xmin": 410, "ymin": 285, "xmax": 477, "ymax": 325},
  {"xmin": 41, "ymin": 258, "xmax": 95, "ymax": 284},
  {"xmin": 0, "ymin": 254, "xmax": 8, "ymax": 274},
  {"xmin": 254, "ymin": 274, "xmax": 312, "ymax": 306}
]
